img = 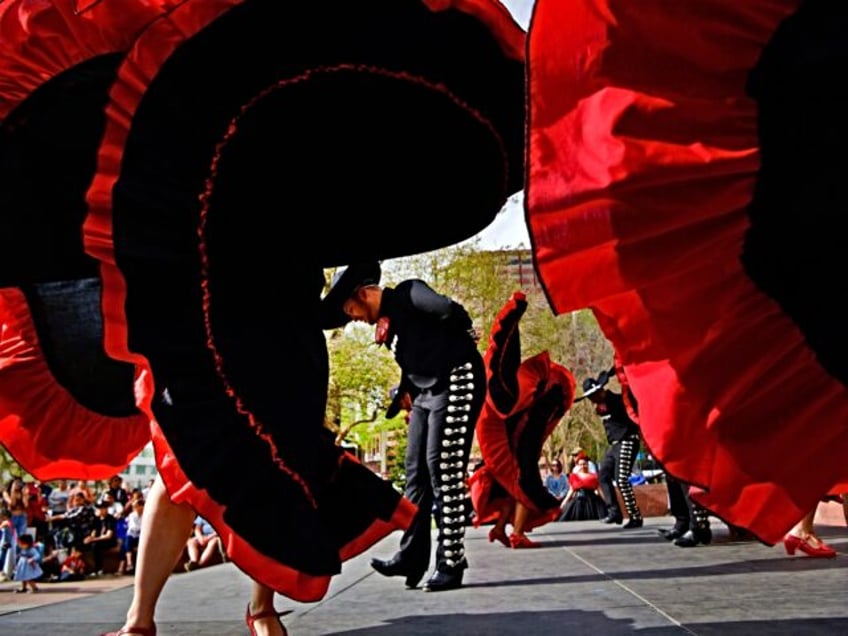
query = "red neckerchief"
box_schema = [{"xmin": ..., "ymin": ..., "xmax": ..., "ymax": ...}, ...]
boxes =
[{"xmin": 374, "ymin": 316, "xmax": 390, "ymax": 344}]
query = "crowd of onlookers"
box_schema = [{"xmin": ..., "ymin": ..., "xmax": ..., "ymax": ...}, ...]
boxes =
[
  {"xmin": 0, "ymin": 475, "xmax": 151, "ymax": 590},
  {"xmin": 0, "ymin": 475, "xmax": 227, "ymax": 592}
]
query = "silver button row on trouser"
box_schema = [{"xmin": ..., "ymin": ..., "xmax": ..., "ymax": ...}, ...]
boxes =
[
  {"xmin": 615, "ymin": 437, "xmax": 642, "ymax": 519},
  {"xmin": 437, "ymin": 361, "xmax": 475, "ymax": 570},
  {"xmin": 693, "ymin": 505, "xmax": 710, "ymax": 530}
]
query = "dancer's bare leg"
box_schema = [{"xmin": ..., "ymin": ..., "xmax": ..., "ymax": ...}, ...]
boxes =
[
  {"xmin": 120, "ymin": 476, "xmax": 195, "ymax": 632},
  {"xmin": 487, "ymin": 499, "xmax": 513, "ymax": 547},
  {"xmin": 248, "ymin": 582, "xmax": 286, "ymax": 636},
  {"xmin": 512, "ymin": 501, "xmax": 530, "ymax": 536},
  {"xmin": 495, "ymin": 499, "xmax": 514, "ymax": 535},
  {"xmin": 787, "ymin": 506, "xmax": 833, "ymax": 548}
]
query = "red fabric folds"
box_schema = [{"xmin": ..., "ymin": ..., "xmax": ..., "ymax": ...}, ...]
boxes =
[
  {"xmin": 422, "ymin": 0, "xmax": 525, "ymax": 61},
  {"xmin": 0, "ymin": 0, "xmax": 185, "ymax": 479},
  {"xmin": 473, "ymin": 292, "xmax": 575, "ymax": 529},
  {"xmin": 526, "ymin": 0, "xmax": 847, "ymax": 543},
  {"xmin": 0, "ymin": 0, "xmax": 183, "ymax": 120},
  {"xmin": 0, "ymin": 288, "xmax": 150, "ymax": 480}
]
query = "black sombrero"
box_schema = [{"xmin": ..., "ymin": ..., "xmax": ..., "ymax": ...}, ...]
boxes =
[{"xmin": 319, "ymin": 262, "xmax": 382, "ymax": 329}]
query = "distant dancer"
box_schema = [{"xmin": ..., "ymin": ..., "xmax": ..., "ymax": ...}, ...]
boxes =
[
  {"xmin": 657, "ymin": 475, "xmax": 712, "ymax": 547},
  {"xmin": 470, "ymin": 292, "xmax": 576, "ymax": 548},
  {"xmin": 579, "ymin": 371, "xmax": 643, "ymax": 528}
]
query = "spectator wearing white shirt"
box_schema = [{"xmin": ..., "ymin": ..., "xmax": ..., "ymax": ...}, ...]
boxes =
[
  {"xmin": 47, "ymin": 480, "xmax": 71, "ymax": 515},
  {"xmin": 119, "ymin": 499, "xmax": 144, "ymax": 575}
]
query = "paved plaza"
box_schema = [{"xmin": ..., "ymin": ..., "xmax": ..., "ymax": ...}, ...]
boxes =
[{"xmin": 1, "ymin": 516, "xmax": 846, "ymax": 635}]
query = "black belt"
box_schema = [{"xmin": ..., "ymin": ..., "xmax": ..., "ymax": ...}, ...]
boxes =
[{"xmin": 611, "ymin": 434, "xmax": 639, "ymax": 446}]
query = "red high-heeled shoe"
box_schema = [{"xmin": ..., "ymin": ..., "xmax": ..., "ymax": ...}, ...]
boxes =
[
  {"xmin": 488, "ymin": 527, "xmax": 510, "ymax": 548},
  {"xmin": 509, "ymin": 532, "xmax": 542, "ymax": 549},
  {"xmin": 783, "ymin": 533, "xmax": 836, "ymax": 558},
  {"xmin": 246, "ymin": 603, "xmax": 292, "ymax": 636}
]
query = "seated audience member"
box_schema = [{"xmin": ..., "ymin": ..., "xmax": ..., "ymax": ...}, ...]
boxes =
[
  {"xmin": 83, "ymin": 499, "xmax": 118, "ymax": 575},
  {"xmin": 118, "ymin": 498, "xmax": 144, "ymax": 575},
  {"xmin": 559, "ymin": 455, "xmax": 608, "ymax": 521},
  {"xmin": 569, "ymin": 447, "xmax": 597, "ymax": 473},
  {"xmin": 0, "ymin": 508, "xmax": 17, "ymax": 581},
  {"xmin": 544, "ymin": 459, "xmax": 569, "ymax": 502},
  {"xmin": 184, "ymin": 515, "xmax": 223, "ymax": 571},
  {"xmin": 57, "ymin": 545, "xmax": 88, "ymax": 581}
]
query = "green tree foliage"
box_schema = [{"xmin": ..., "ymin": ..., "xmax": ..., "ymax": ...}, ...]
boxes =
[{"xmin": 0, "ymin": 447, "xmax": 28, "ymax": 483}]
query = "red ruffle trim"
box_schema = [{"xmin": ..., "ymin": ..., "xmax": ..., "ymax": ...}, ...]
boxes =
[
  {"xmin": 422, "ymin": 0, "xmax": 525, "ymax": 62},
  {"xmin": 0, "ymin": 287, "xmax": 150, "ymax": 480},
  {"xmin": 526, "ymin": 0, "xmax": 847, "ymax": 543},
  {"xmin": 475, "ymin": 292, "xmax": 575, "ymax": 516},
  {"xmin": 468, "ymin": 465, "xmax": 559, "ymax": 531},
  {"xmin": 81, "ymin": 0, "xmax": 417, "ymax": 598},
  {"xmin": 152, "ymin": 418, "xmax": 416, "ymax": 601},
  {"xmin": 0, "ymin": 0, "xmax": 181, "ymax": 119}
]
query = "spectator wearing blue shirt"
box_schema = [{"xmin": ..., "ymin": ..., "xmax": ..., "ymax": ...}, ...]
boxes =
[
  {"xmin": 544, "ymin": 460, "xmax": 569, "ymax": 502},
  {"xmin": 184, "ymin": 516, "xmax": 223, "ymax": 571}
]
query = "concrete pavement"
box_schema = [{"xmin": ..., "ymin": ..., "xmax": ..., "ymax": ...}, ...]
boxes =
[{"xmin": 1, "ymin": 516, "xmax": 846, "ymax": 635}]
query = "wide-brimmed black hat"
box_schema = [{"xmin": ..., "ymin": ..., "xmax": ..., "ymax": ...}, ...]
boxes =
[
  {"xmin": 575, "ymin": 375, "xmax": 607, "ymax": 402},
  {"xmin": 319, "ymin": 262, "xmax": 382, "ymax": 329}
]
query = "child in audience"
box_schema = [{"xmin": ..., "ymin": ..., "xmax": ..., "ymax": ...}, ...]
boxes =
[
  {"xmin": 58, "ymin": 545, "xmax": 87, "ymax": 581},
  {"xmin": 14, "ymin": 533, "xmax": 43, "ymax": 593},
  {"xmin": 119, "ymin": 498, "xmax": 144, "ymax": 575}
]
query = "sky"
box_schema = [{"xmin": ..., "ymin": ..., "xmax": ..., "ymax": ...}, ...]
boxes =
[
  {"xmin": 459, "ymin": 0, "xmax": 534, "ymax": 250},
  {"xmin": 460, "ymin": 191, "xmax": 529, "ymax": 250}
]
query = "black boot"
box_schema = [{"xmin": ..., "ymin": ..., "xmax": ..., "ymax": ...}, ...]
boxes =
[
  {"xmin": 673, "ymin": 527, "xmax": 712, "ymax": 548},
  {"xmin": 423, "ymin": 567, "xmax": 464, "ymax": 592},
  {"xmin": 657, "ymin": 526, "xmax": 686, "ymax": 541},
  {"xmin": 370, "ymin": 556, "xmax": 426, "ymax": 589},
  {"xmin": 602, "ymin": 512, "xmax": 623, "ymax": 524},
  {"xmin": 622, "ymin": 517, "xmax": 643, "ymax": 529}
]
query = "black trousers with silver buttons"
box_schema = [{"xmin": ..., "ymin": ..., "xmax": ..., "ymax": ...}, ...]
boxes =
[{"xmin": 396, "ymin": 358, "xmax": 485, "ymax": 575}]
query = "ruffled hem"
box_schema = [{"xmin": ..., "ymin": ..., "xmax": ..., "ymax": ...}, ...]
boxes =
[
  {"xmin": 77, "ymin": 0, "xmax": 528, "ymax": 600},
  {"xmin": 152, "ymin": 420, "xmax": 416, "ymax": 601},
  {"xmin": 475, "ymin": 292, "xmax": 576, "ymax": 517},
  {"xmin": 0, "ymin": 287, "xmax": 149, "ymax": 480},
  {"xmin": 0, "ymin": 0, "xmax": 180, "ymax": 120},
  {"xmin": 527, "ymin": 0, "xmax": 848, "ymax": 544}
]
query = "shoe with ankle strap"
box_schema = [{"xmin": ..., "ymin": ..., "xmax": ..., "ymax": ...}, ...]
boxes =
[
  {"xmin": 783, "ymin": 533, "xmax": 837, "ymax": 558},
  {"xmin": 246, "ymin": 603, "xmax": 293, "ymax": 636}
]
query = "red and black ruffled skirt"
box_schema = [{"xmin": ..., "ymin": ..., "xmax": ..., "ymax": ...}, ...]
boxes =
[
  {"xmin": 526, "ymin": 0, "xmax": 848, "ymax": 542},
  {"xmin": 472, "ymin": 292, "xmax": 576, "ymax": 529},
  {"xmin": 1, "ymin": 0, "xmax": 526, "ymax": 600}
]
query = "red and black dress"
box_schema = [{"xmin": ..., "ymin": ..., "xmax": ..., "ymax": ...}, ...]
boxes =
[
  {"xmin": 560, "ymin": 470, "xmax": 608, "ymax": 522},
  {"xmin": 526, "ymin": 0, "xmax": 848, "ymax": 543},
  {"xmin": 1, "ymin": 0, "xmax": 526, "ymax": 601},
  {"xmin": 0, "ymin": 0, "xmax": 183, "ymax": 480},
  {"xmin": 470, "ymin": 292, "xmax": 576, "ymax": 531}
]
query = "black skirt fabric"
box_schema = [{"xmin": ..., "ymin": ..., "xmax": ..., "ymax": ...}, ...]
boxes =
[{"xmin": 559, "ymin": 490, "xmax": 608, "ymax": 522}]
